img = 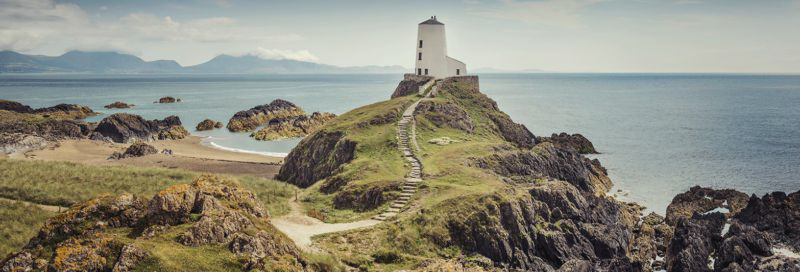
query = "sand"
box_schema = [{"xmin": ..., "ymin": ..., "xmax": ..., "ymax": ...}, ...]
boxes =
[{"xmin": 12, "ymin": 136, "xmax": 283, "ymax": 179}]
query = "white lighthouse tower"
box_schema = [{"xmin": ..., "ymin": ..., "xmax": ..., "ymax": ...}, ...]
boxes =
[{"xmin": 414, "ymin": 16, "xmax": 466, "ymax": 78}]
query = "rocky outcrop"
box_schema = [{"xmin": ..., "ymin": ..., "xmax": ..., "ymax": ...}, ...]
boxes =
[
  {"xmin": 536, "ymin": 133, "xmax": 598, "ymax": 154},
  {"xmin": 157, "ymin": 96, "xmax": 179, "ymax": 103},
  {"xmin": 0, "ymin": 133, "xmax": 50, "ymax": 154},
  {"xmin": 226, "ymin": 99, "xmax": 305, "ymax": 132},
  {"xmin": 276, "ymin": 130, "xmax": 356, "ymax": 188},
  {"xmin": 391, "ymin": 74, "xmax": 433, "ymax": 98},
  {"xmin": 0, "ymin": 175, "xmax": 309, "ymax": 271},
  {"xmin": 665, "ymin": 186, "xmax": 749, "ymax": 225},
  {"xmin": 473, "ymin": 142, "xmax": 612, "ymax": 196},
  {"xmin": 660, "ymin": 188, "xmax": 800, "ymax": 271},
  {"xmin": 90, "ymin": 113, "xmax": 189, "ymax": 143},
  {"xmin": 0, "ymin": 100, "xmax": 96, "ymax": 119},
  {"xmin": 108, "ymin": 142, "xmax": 158, "ymax": 160},
  {"xmin": 426, "ymin": 179, "xmax": 642, "ymax": 270},
  {"xmin": 251, "ymin": 112, "xmax": 336, "ymax": 141},
  {"xmin": 415, "ymin": 100, "xmax": 475, "ymax": 133},
  {"xmin": 195, "ymin": 119, "xmax": 223, "ymax": 131},
  {"xmin": 0, "ymin": 119, "xmax": 94, "ymax": 140},
  {"xmin": 104, "ymin": 101, "xmax": 133, "ymax": 109}
]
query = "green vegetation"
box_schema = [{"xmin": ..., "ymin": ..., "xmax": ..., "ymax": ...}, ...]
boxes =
[
  {"xmin": 0, "ymin": 201, "xmax": 54, "ymax": 258},
  {"xmin": 0, "ymin": 159, "xmax": 295, "ymax": 217}
]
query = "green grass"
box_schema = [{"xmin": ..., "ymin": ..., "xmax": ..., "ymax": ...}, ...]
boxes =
[
  {"xmin": 0, "ymin": 201, "xmax": 54, "ymax": 258},
  {"xmin": 0, "ymin": 159, "xmax": 296, "ymax": 217}
]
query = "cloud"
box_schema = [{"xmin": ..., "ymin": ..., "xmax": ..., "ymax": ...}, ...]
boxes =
[
  {"xmin": 469, "ymin": 0, "xmax": 605, "ymax": 28},
  {"xmin": 253, "ymin": 47, "xmax": 319, "ymax": 62},
  {"xmin": 0, "ymin": 0, "xmax": 305, "ymax": 64}
]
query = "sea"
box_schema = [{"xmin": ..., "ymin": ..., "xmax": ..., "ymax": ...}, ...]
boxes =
[{"xmin": 1, "ymin": 73, "xmax": 798, "ymax": 213}]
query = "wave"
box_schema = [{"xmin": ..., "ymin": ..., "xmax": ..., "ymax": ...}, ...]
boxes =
[{"xmin": 203, "ymin": 139, "xmax": 288, "ymax": 157}]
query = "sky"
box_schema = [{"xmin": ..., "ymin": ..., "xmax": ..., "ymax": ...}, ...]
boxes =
[{"xmin": 1, "ymin": 0, "xmax": 799, "ymax": 73}]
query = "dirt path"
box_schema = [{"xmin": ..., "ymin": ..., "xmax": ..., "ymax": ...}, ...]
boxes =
[{"xmin": 271, "ymin": 197, "xmax": 380, "ymax": 252}]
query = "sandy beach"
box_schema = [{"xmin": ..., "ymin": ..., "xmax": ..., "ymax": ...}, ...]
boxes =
[{"xmin": 11, "ymin": 136, "xmax": 284, "ymax": 178}]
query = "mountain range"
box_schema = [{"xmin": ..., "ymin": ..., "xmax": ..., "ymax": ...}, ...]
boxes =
[{"xmin": 0, "ymin": 50, "xmax": 406, "ymax": 74}]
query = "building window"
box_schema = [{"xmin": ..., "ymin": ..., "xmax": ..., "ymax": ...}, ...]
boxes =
[
  {"xmin": 418, "ymin": 52, "xmax": 422, "ymax": 61},
  {"xmin": 417, "ymin": 68, "xmax": 422, "ymax": 75},
  {"xmin": 456, "ymin": 69, "xmax": 460, "ymax": 75},
  {"xmin": 424, "ymin": 69, "xmax": 428, "ymax": 75},
  {"xmin": 419, "ymin": 40, "xmax": 423, "ymax": 48}
]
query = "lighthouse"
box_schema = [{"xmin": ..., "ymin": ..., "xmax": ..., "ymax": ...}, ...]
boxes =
[{"xmin": 414, "ymin": 16, "xmax": 466, "ymax": 78}]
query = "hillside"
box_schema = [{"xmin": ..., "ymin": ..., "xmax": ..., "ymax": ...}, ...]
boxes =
[{"xmin": 0, "ymin": 51, "xmax": 405, "ymax": 74}]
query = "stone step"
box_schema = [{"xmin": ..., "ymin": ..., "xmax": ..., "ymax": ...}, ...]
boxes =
[
  {"xmin": 402, "ymin": 186, "xmax": 417, "ymax": 190},
  {"xmin": 394, "ymin": 199, "xmax": 408, "ymax": 205},
  {"xmin": 406, "ymin": 177, "xmax": 422, "ymax": 182},
  {"xmin": 402, "ymin": 188, "xmax": 416, "ymax": 193},
  {"xmin": 399, "ymin": 192, "xmax": 414, "ymax": 197},
  {"xmin": 387, "ymin": 207, "xmax": 401, "ymax": 213},
  {"xmin": 398, "ymin": 196, "xmax": 411, "ymax": 201},
  {"xmin": 391, "ymin": 203, "xmax": 405, "ymax": 209}
]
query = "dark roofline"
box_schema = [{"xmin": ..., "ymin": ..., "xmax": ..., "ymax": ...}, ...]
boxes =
[{"xmin": 419, "ymin": 16, "xmax": 444, "ymax": 25}]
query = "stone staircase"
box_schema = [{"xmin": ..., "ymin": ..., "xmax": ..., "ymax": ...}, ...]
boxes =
[{"xmin": 373, "ymin": 82, "xmax": 435, "ymax": 221}]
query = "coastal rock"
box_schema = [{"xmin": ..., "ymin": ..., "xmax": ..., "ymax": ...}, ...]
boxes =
[
  {"xmin": 0, "ymin": 119, "xmax": 92, "ymax": 140},
  {"xmin": 665, "ymin": 186, "xmax": 749, "ymax": 225},
  {"xmin": 226, "ymin": 99, "xmax": 305, "ymax": 132},
  {"xmin": 415, "ymin": 100, "xmax": 475, "ymax": 133},
  {"xmin": 735, "ymin": 191, "xmax": 800, "ymax": 251},
  {"xmin": 0, "ymin": 100, "xmax": 97, "ymax": 119},
  {"xmin": 157, "ymin": 96, "xmax": 178, "ymax": 103},
  {"xmin": 276, "ymin": 130, "xmax": 356, "ymax": 188},
  {"xmin": 391, "ymin": 74, "xmax": 433, "ymax": 98},
  {"xmin": 108, "ymin": 142, "xmax": 158, "ymax": 159},
  {"xmin": 90, "ymin": 113, "xmax": 189, "ymax": 143},
  {"xmin": 0, "ymin": 100, "xmax": 34, "ymax": 113},
  {"xmin": 1, "ymin": 175, "xmax": 307, "ymax": 271},
  {"xmin": 536, "ymin": 133, "xmax": 598, "ymax": 154},
  {"xmin": 473, "ymin": 142, "xmax": 612, "ymax": 195},
  {"xmin": 665, "ymin": 212, "xmax": 725, "ymax": 271},
  {"xmin": 195, "ymin": 119, "xmax": 223, "ymax": 131},
  {"xmin": 104, "ymin": 101, "xmax": 134, "ymax": 109},
  {"xmin": 251, "ymin": 111, "xmax": 336, "ymax": 141},
  {"xmin": 0, "ymin": 132, "xmax": 50, "ymax": 154},
  {"xmin": 332, "ymin": 181, "xmax": 400, "ymax": 211},
  {"xmin": 428, "ymin": 136, "xmax": 460, "ymax": 145}
]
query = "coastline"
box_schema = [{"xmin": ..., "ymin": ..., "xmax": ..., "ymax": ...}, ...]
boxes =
[{"xmin": 7, "ymin": 136, "xmax": 284, "ymax": 179}]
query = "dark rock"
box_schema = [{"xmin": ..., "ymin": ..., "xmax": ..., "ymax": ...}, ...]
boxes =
[
  {"xmin": 536, "ymin": 133, "xmax": 598, "ymax": 154},
  {"xmin": 104, "ymin": 101, "xmax": 133, "ymax": 109},
  {"xmin": 736, "ymin": 191, "xmax": 800, "ymax": 251},
  {"xmin": 0, "ymin": 100, "xmax": 34, "ymax": 113},
  {"xmin": 665, "ymin": 212, "xmax": 725, "ymax": 271},
  {"xmin": 332, "ymin": 181, "xmax": 400, "ymax": 211},
  {"xmin": 490, "ymin": 114, "xmax": 536, "ymax": 149},
  {"xmin": 390, "ymin": 74, "xmax": 433, "ymax": 98},
  {"xmin": 157, "ymin": 96, "xmax": 177, "ymax": 103},
  {"xmin": 715, "ymin": 222, "xmax": 772, "ymax": 271},
  {"xmin": 112, "ymin": 244, "xmax": 149, "ymax": 272},
  {"xmin": 109, "ymin": 142, "xmax": 158, "ymax": 159},
  {"xmin": 276, "ymin": 130, "xmax": 357, "ymax": 188},
  {"xmin": 472, "ymin": 142, "xmax": 612, "ymax": 195},
  {"xmin": 160, "ymin": 149, "xmax": 173, "ymax": 155},
  {"xmin": 665, "ymin": 186, "xmax": 749, "ymax": 225},
  {"xmin": 90, "ymin": 113, "xmax": 189, "ymax": 143},
  {"xmin": 196, "ymin": 119, "xmax": 223, "ymax": 131},
  {"xmin": 226, "ymin": 99, "xmax": 305, "ymax": 132}
]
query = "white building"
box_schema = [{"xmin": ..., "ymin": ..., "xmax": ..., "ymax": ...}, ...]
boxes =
[{"xmin": 414, "ymin": 16, "xmax": 466, "ymax": 78}]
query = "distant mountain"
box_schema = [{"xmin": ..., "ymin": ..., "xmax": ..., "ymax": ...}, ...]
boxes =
[
  {"xmin": 471, "ymin": 67, "xmax": 548, "ymax": 74},
  {"xmin": 0, "ymin": 51, "xmax": 406, "ymax": 74}
]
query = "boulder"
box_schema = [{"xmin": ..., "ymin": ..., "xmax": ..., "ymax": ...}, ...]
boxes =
[
  {"xmin": 416, "ymin": 100, "xmax": 475, "ymax": 133},
  {"xmin": 195, "ymin": 119, "xmax": 223, "ymax": 131},
  {"xmin": 276, "ymin": 130, "xmax": 357, "ymax": 188},
  {"xmin": 251, "ymin": 111, "xmax": 336, "ymax": 141},
  {"xmin": 0, "ymin": 132, "xmax": 50, "ymax": 154},
  {"xmin": 226, "ymin": 99, "xmax": 305, "ymax": 132},
  {"xmin": 104, "ymin": 101, "xmax": 134, "ymax": 109},
  {"xmin": 0, "ymin": 100, "xmax": 34, "ymax": 113},
  {"xmin": 108, "ymin": 142, "xmax": 158, "ymax": 160},
  {"xmin": 157, "ymin": 96, "xmax": 178, "ymax": 103},
  {"xmin": 90, "ymin": 113, "xmax": 189, "ymax": 143}
]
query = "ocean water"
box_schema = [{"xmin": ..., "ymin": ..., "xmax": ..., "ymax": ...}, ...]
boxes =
[{"xmin": 1, "ymin": 73, "xmax": 798, "ymax": 213}]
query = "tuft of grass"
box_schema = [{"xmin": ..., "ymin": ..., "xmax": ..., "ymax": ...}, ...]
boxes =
[{"xmin": 0, "ymin": 201, "xmax": 54, "ymax": 258}]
